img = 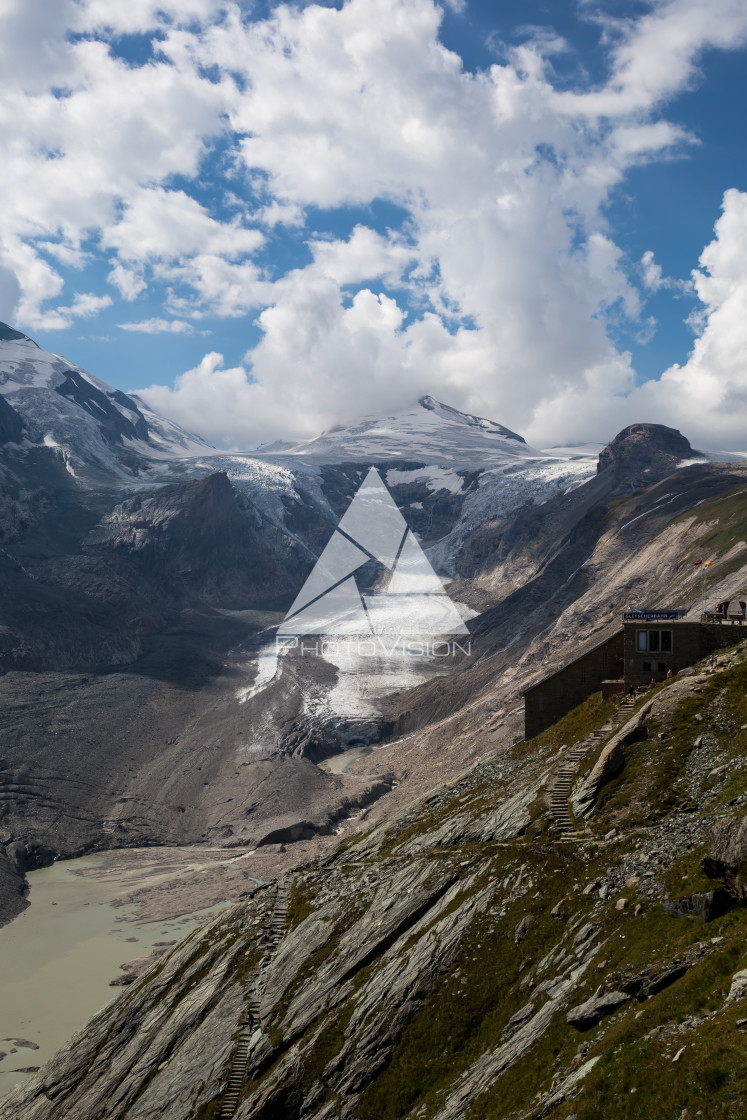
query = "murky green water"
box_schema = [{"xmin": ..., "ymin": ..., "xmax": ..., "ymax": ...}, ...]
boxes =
[{"xmin": 0, "ymin": 853, "xmax": 227, "ymax": 1098}]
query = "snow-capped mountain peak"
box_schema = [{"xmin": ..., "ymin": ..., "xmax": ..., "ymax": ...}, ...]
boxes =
[
  {"xmin": 258, "ymin": 394, "xmax": 537, "ymax": 467},
  {"xmin": 0, "ymin": 321, "xmax": 212, "ymax": 478},
  {"xmin": 416, "ymin": 395, "xmax": 526, "ymax": 443}
]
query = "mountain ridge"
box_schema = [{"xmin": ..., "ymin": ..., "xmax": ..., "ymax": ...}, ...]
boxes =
[{"xmin": 0, "ymin": 321, "xmax": 213, "ymax": 478}]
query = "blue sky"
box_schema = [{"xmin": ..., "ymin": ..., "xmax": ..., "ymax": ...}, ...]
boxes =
[{"xmin": 1, "ymin": 0, "xmax": 747, "ymax": 450}]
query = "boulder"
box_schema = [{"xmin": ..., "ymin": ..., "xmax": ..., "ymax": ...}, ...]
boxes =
[
  {"xmin": 573, "ymin": 922, "xmax": 596, "ymax": 947},
  {"xmin": 700, "ymin": 813, "xmax": 747, "ymax": 901},
  {"xmin": 567, "ymin": 989, "xmax": 630, "ymax": 1030},
  {"xmin": 620, "ymin": 960, "xmax": 691, "ymax": 1001},
  {"xmin": 663, "ymin": 890, "xmax": 732, "ymax": 921},
  {"xmin": 506, "ymin": 1001, "xmax": 535, "ymax": 1028},
  {"xmin": 514, "ymin": 914, "xmax": 534, "ymax": 943},
  {"xmin": 726, "ymin": 970, "xmax": 747, "ymax": 1003},
  {"xmin": 703, "ymin": 813, "xmax": 747, "ymax": 873}
]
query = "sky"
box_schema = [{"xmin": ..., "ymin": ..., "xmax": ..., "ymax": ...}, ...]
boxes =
[{"xmin": 1, "ymin": 0, "xmax": 747, "ymax": 451}]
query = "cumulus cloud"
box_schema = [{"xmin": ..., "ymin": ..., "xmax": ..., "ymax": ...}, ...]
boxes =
[
  {"xmin": 103, "ymin": 189, "xmax": 264, "ymax": 263},
  {"xmin": 29, "ymin": 290, "xmax": 112, "ymax": 331},
  {"xmin": 526, "ymin": 189, "xmax": 747, "ymax": 448},
  {"xmin": 635, "ymin": 188, "xmax": 747, "ymax": 447},
  {"xmin": 1, "ymin": 0, "xmax": 747, "ymax": 447},
  {"xmin": 73, "ymin": 0, "xmax": 226, "ymax": 35},
  {"xmin": 641, "ymin": 249, "xmax": 693, "ymax": 293}
]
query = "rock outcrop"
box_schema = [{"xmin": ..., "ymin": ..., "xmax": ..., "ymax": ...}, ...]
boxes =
[
  {"xmin": 566, "ymin": 988, "xmax": 630, "ymax": 1029},
  {"xmin": 571, "ymin": 704, "xmax": 651, "ymax": 818},
  {"xmin": 0, "ymin": 846, "xmax": 28, "ymax": 926},
  {"xmin": 596, "ymin": 423, "xmax": 697, "ymax": 480}
]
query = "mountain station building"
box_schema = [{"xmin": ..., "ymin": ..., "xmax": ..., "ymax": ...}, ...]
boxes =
[
  {"xmin": 523, "ymin": 605, "xmax": 746, "ymax": 739},
  {"xmin": 622, "ymin": 608, "xmax": 744, "ymax": 688}
]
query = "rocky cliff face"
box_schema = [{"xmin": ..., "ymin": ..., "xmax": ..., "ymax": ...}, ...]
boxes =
[
  {"xmin": 5, "ymin": 644, "xmax": 747, "ymax": 1120},
  {"xmin": 0, "ymin": 468, "xmax": 307, "ymax": 673},
  {"xmin": 0, "ymin": 393, "xmax": 23, "ymax": 443},
  {"xmin": 84, "ymin": 471, "xmax": 303, "ymax": 611},
  {"xmin": 596, "ymin": 422, "xmax": 699, "ymax": 481}
]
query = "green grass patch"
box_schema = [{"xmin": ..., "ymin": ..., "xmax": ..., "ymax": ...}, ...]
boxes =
[
  {"xmin": 521, "ymin": 692, "xmax": 629, "ymax": 756},
  {"xmin": 675, "ymin": 482, "xmax": 747, "ymax": 555},
  {"xmin": 287, "ymin": 879, "xmax": 315, "ymax": 931},
  {"xmin": 301, "ymin": 999, "xmax": 356, "ymax": 1090}
]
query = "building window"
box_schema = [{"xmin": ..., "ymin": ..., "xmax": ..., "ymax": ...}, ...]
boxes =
[
  {"xmin": 658, "ymin": 662, "xmax": 666, "ymax": 672},
  {"xmin": 643, "ymin": 661, "xmax": 651, "ymax": 672},
  {"xmin": 637, "ymin": 629, "xmax": 673, "ymax": 653}
]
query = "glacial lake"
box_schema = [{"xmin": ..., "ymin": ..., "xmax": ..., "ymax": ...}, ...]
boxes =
[{"xmin": 0, "ymin": 852, "xmax": 231, "ymax": 1098}]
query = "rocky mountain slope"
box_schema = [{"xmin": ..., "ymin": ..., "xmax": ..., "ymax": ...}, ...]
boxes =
[
  {"xmin": 5, "ymin": 640, "xmax": 747, "ymax": 1120},
  {"xmin": 2, "ymin": 318, "xmax": 746, "ymax": 944}
]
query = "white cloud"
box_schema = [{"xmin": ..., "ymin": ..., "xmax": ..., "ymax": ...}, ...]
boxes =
[
  {"xmin": 162, "ymin": 255, "xmax": 266, "ymax": 318},
  {"xmin": 640, "ymin": 248, "xmax": 693, "ymax": 294},
  {"xmin": 108, "ymin": 262, "xmax": 147, "ymax": 301},
  {"xmin": 1, "ymin": 0, "xmax": 746, "ymax": 450},
  {"xmin": 118, "ymin": 317, "xmax": 195, "ymax": 335},
  {"xmin": 32, "ymin": 290, "xmax": 112, "ymax": 330},
  {"xmin": 561, "ymin": 0, "xmax": 747, "ymax": 118},
  {"xmin": 256, "ymin": 200, "xmax": 305, "ymax": 229},
  {"xmin": 525, "ymin": 189, "xmax": 747, "ymax": 448},
  {"xmin": 138, "ymin": 352, "xmax": 262, "ymax": 449},
  {"xmin": 103, "ymin": 189, "xmax": 264, "ymax": 263},
  {"xmin": 72, "ymin": 0, "xmax": 226, "ymax": 35},
  {"xmin": 310, "ymin": 226, "xmax": 417, "ymax": 287},
  {"xmin": 0, "ymin": 261, "xmax": 22, "ymax": 324},
  {"xmin": 641, "ymin": 249, "xmax": 665, "ymax": 291},
  {"xmin": 639, "ymin": 188, "xmax": 747, "ymax": 446}
]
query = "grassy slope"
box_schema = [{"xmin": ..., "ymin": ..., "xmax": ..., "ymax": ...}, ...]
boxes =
[{"xmin": 346, "ymin": 652, "xmax": 747, "ymax": 1120}]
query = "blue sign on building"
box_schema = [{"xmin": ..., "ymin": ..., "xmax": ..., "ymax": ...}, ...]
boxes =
[{"xmin": 623, "ymin": 610, "xmax": 688, "ymax": 621}]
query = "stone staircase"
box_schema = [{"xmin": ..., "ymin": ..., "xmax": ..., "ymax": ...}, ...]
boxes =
[
  {"xmin": 547, "ymin": 694, "xmax": 638, "ymax": 839},
  {"xmin": 220, "ymin": 880, "xmax": 291, "ymax": 1119}
]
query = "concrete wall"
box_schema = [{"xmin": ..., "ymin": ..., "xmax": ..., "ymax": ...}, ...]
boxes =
[
  {"xmin": 623, "ymin": 621, "xmax": 745, "ymax": 686},
  {"xmin": 523, "ymin": 630, "xmax": 624, "ymax": 739}
]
